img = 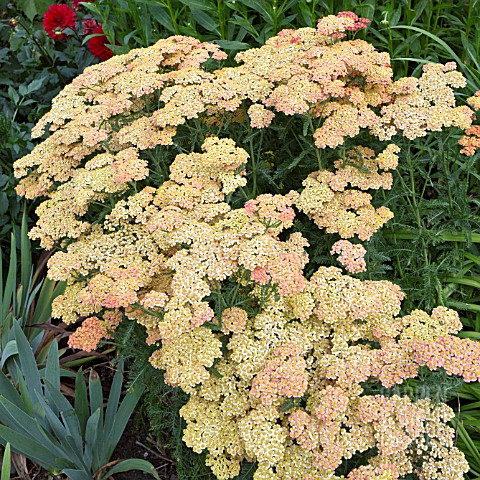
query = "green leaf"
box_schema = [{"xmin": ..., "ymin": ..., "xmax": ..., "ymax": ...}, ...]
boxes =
[
  {"xmin": 75, "ymin": 369, "xmax": 89, "ymax": 437},
  {"xmin": 19, "ymin": 209, "xmax": 31, "ymax": 312},
  {"xmin": 31, "ymin": 279, "xmax": 66, "ymax": 327},
  {"xmin": 62, "ymin": 469, "xmax": 92, "ymax": 480},
  {"xmin": 45, "ymin": 340, "xmax": 60, "ymax": 393},
  {"xmin": 15, "ymin": 368, "xmax": 34, "ymax": 415},
  {"xmin": 0, "ymin": 193, "xmax": 7, "ymax": 216},
  {"xmin": 391, "ymin": 25, "xmax": 480, "ymax": 89},
  {"xmin": 103, "ymin": 360, "xmax": 124, "ymax": 461},
  {"xmin": 0, "ymin": 371, "xmax": 23, "ymax": 408},
  {"xmin": 100, "ymin": 459, "xmax": 160, "ymax": 480},
  {"xmin": 190, "ymin": 8, "xmax": 221, "ymax": 36},
  {"xmin": 14, "ymin": 0, "xmax": 36, "ymax": 21},
  {"xmin": 105, "ymin": 384, "xmax": 144, "ymax": 461},
  {"xmin": 177, "ymin": 0, "xmax": 215, "ymax": 12},
  {"xmin": 13, "ymin": 321, "xmax": 42, "ymax": 400},
  {"xmin": 88, "ymin": 370, "xmax": 103, "ymax": 420},
  {"xmin": 280, "ymin": 398, "xmax": 294, "ymax": 412},
  {"xmin": 84, "ymin": 409, "xmax": 101, "ymax": 469},
  {"xmin": 238, "ymin": 0, "xmax": 273, "ymax": 23},
  {"xmin": 1, "ymin": 233, "xmax": 16, "ymax": 322},
  {"xmin": 43, "ymin": 379, "xmax": 79, "ymax": 429},
  {"xmin": 0, "ymin": 425, "xmax": 55, "ymax": 470},
  {"xmin": 1, "ymin": 443, "xmax": 10, "ymax": 480},
  {"xmin": 0, "ymin": 397, "xmax": 62, "ymax": 458},
  {"xmin": 147, "ymin": 5, "xmax": 175, "ymax": 33},
  {"xmin": 0, "ymin": 340, "xmax": 18, "ymax": 368},
  {"xmin": 36, "ymin": 392, "xmax": 68, "ymax": 444},
  {"xmin": 42, "ymin": 383, "xmax": 83, "ymax": 459},
  {"xmin": 88, "ymin": 369, "xmax": 104, "ymax": 467},
  {"xmin": 452, "ymin": 418, "xmax": 480, "ymax": 465},
  {"xmin": 213, "ymin": 40, "xmax": 250, "ymax": 51},
  {"xmin": 458, "ymin": 331, "xmax": 480, "ymax": 340},
  {"xmin": 35, "ymin": 0, "xmax": 52, "ymax": 16},
  {"xmin": 0, "ymin": 396, "xmax": 53, "ymax": 449}
]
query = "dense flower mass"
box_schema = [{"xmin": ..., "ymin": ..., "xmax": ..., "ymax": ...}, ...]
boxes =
[
  {"xmin": 14, "ymin": 12, "xmax": 479, "ymax": 480},
  {"xmin": 43, "ymin": 3, "xmax": 76, "ymax": 40},
  {"xmin": 459, "ymin": 90, "xmax": 480, "ymax": 155}
]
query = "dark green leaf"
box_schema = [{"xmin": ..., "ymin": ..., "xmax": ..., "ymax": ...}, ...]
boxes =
[
  {"xmin": 1, "ymin": 443, "xmax": 10, "ymax": 480},
  {"xmin": 213, "ymin": 40, "xmax": 250, "ymax": 51},
  {"xmin": 238, "ymin": 0, "xmax": 273, "ymax": 23},
  {"xmin": 0, "ymin": 340, "xmax": 18, "ymax": 368},
  {"xmin": 100, "ymin": 459, "xmax": 160, "ymax": 480},
  {"xmin": 45, "ymin": 340, "xmax": 60, "ymax": 393},
  {"xmin": 62, "ymin": 469, "xmax": 92, "ymax": 480},
  {"xmin": 1, "ymin": 233, "xmax": 16, "ymax": 321},
  {"xmin": 84, "ymin": 409, "xmax": 101, "ymax": 470},
  {"xmin": 75, "ymin": 369, "xmax": 89, "ymax": 437},
  {"xmin": 105, "ymin": 384, "xmax": 144, "ymax": 461},
  {"xmin": 190, "ymin": 8, "xmax": 221, "ymax": 36},
  {"xmin": 177, "ymin": 0, "xmax": 216, "ymax": 13},
  {"xmin": 13, "ymin": 321, "xmax": 42, "ymax": 400},
  {"xmin": 103, "ymin": 360, "xmax": 124, "ymax": 457},
  {"xmin": 0, "ymin": 426, "xmax": 54, "ymax": 470}
]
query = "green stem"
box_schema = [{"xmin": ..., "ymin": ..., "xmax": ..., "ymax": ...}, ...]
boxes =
[
  {"xmin": 383, "ymin": 231, "xmax": 480, "ymax": 243},
  {"xmin": 217, "ymin": 0, "xmax": 226, "ymax": 39},
  {"xmin": 272, "ymin": 0, "xmax": 278, "ymax": 35},
  {"xmin": 248, "ymin": 129, "xmax": 264, "ymax": 197},
  {"xmin": 16, "ymin": 18, "xmax": 66, "ymax": 82},
  {"xmin": 165, "ymin": 0, "xmax": 180, "ymax": 35},
  {"xmin": 16, "ymin": 19, "xmax": 52, "ymax": 66},
  {"xmin": 407, "ymin": 150, "xmax": 430, "ymax": 269},
  {"xmin": 463, "ymin": 0, "xmax": 473, "ymax": 62},
  {"xmin": 308, "ymin": 116, "xmax": 322, "ymax": 169}
]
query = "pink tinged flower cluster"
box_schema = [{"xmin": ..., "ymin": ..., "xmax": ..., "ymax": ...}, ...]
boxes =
[
  {"xmin": 221, "ymin": 307, "xmax": 248, "ymax": 334},
  {"xmin": 67, "ymin": 316, "xmax": 107, "ymax": 352},
  {"xmin": 250, "ymin": 342, "xmax": 308, "ymax": 405},
  {"xmin": 410, "ymin": 335, "xmax": 480, "ymax": 382},
  {"xmin": 458, "ymin": 90, "xmax": 480, "ymax": 155},
  {"xmin": 317, "ymin": 11, "xmax": 370, "ymax": 38},
  {"xmin": 331, "ymin": 240, "xmax": 367, "ymax": 273}
]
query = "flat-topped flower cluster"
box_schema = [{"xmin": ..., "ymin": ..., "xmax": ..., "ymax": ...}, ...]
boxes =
[{"xmin": 14, "ymin": 11, "xmax": 480, "ymax": 480}]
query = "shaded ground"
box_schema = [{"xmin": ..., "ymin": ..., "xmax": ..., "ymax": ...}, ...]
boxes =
[{"xmin": 112, "ymin": 418, "xmax": 177, "ymax": 480}]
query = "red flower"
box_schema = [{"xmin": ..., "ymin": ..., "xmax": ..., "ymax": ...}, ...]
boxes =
[
  {"xmin": 82, "ymin": 18, "xmax": 97, "ymax": 35},
  {"xmin": 72, "ymin": 0, "xmax": 95, "ymax": 10},
  {"xmin": 43, "ymin": 4, "xmax": 76, "ymax": 40},
  {"xmin": 87, "ymin": 24, "xmax": 114, "ymax": 61}
]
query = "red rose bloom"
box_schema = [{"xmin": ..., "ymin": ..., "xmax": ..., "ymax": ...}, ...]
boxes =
[
  {"xmin": 43, "ymin": 4, "xmax": 76, "ymax": 40},
  {"xmin": 87, "ymin": 24, "xmax": 114, "ymax": 61}
]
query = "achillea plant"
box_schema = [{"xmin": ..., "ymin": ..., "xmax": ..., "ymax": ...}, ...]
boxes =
[{"xmin": 14, "ymin": 12, "xmax": 480, "ymax": 479}]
